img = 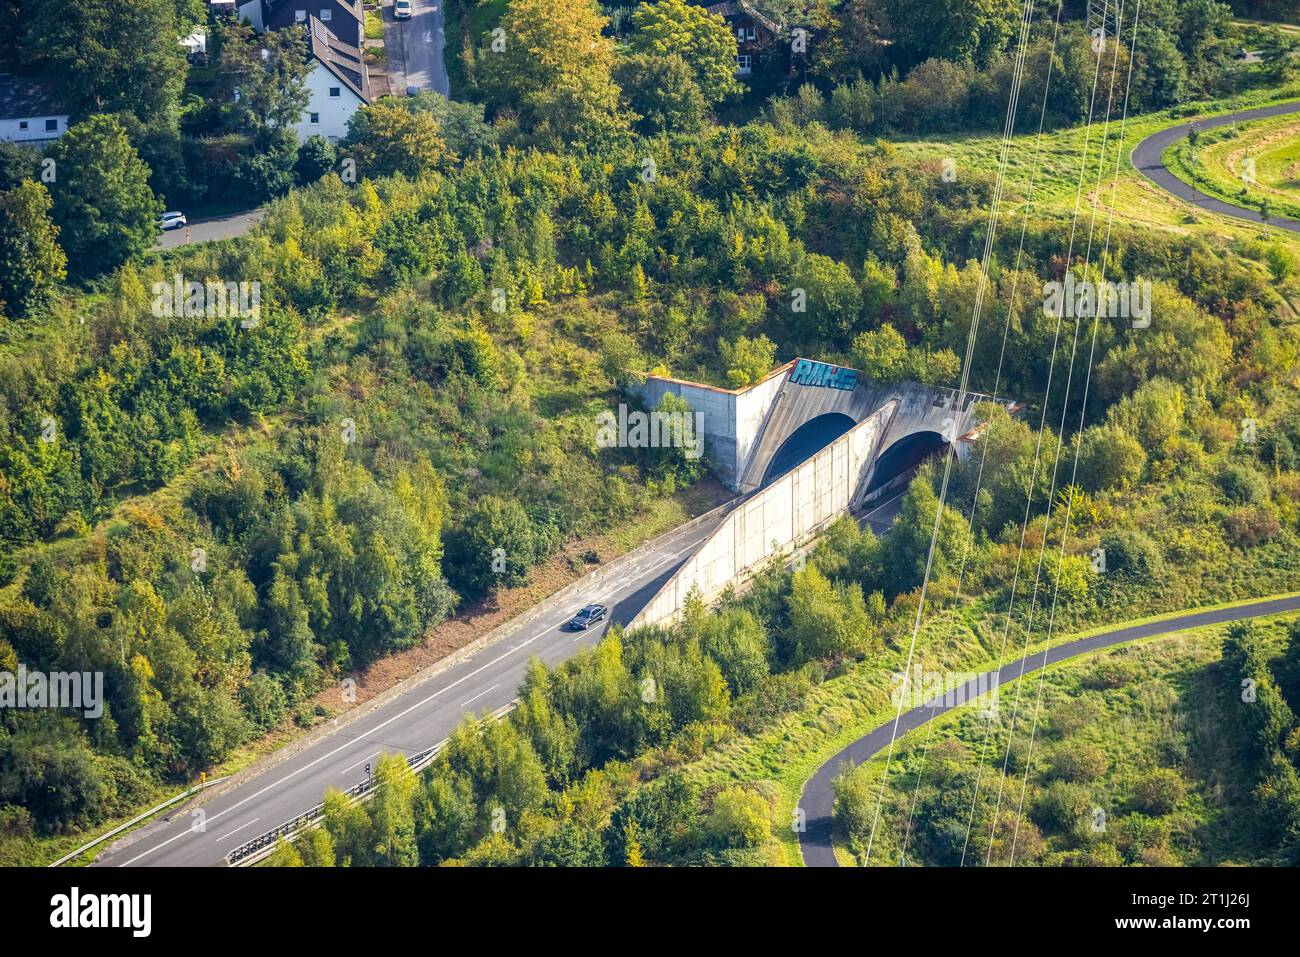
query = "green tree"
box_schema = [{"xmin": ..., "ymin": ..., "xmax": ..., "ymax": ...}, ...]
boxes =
[
  {"xmin": 878, "ymin": 478, "xmax": 973, "ymax": 595},
  {"xmin": 49, "ymin": 115, "xmax": 160, "ymax": 279},
  {"xmin": 831, "ymin": 762, "xmax": 875, "ymax": 853},
  {"xmin": 851, "ymin": 324, "xmax": 909, "ymax": 381},
  {"xmin": 343, "ymin": 100, "xmax": 447, "ymax": 180},
  {"xmin": 0, "ymin": 180, "xmax": 66, "ymax": 319},
  {"xmin": 444, "ymin": 495, "xmax": 538, "ymax": 601},
  {"xmin": 707, "ymin": 786, "xmax": 771, "ymax": 848},
  {"xmin": 880, "ymin": 0, "xmax": 1020, "ymax": 69},
  {"xmin": 294, "ymin": 135, "xmax": 338, "ymax": 185},
  {"xmin": 792, "ymin": 253, "xmax": 862, "ymax": 343},
  {"xmin": 615, "ymin": 52, "xmax": 709, "ymax": 135},
  {"xmin": 22, "ymin": 0, "xmax": 187, "ymax": 123},
  {"xmin": 216, "ymin": 20, "xmax": 311, "ymax": 145},
  {"xmin": 0, "ymin": 141, "xmax": 35, "ymax": 191},
  {"xmin": 785, "ymin": 564, "xmax": 874, "ymax": 662},
  {"xmin": 627, "ymin": 0, "xmax": 742, "ymax": 106},
  {"xmin": 478, "ymin": 0, "xmax": 628, "ymax": 148},
  {"xmin": 719, "ymin": 334, "xmax": 777, "ymax": 387},
  {"xmin": 368, "ymin": 752, "xmax": 419, "ymax": 866},
  {"xmin": 1074, "ymin": 424, "xmax": 1146, "ymax": 493},
  {"xmin": 296, "ymin": 825, "xmax": 337, "ymax": 866},
  {"xmin": 697, "ymin": 608, "xmax": 770, "ymax": 695}
]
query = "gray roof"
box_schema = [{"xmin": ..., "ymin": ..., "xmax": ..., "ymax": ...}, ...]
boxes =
[
  {"xmin": 307, "ymin": 16, "xmax": 370, "ymax": 103},
  {"xmin": 704, "ymin": 1, "xmax": 783, "ymax": 34},
  {"xmin": 0, "ymin": 74, "xmax": 67, "ymax": 121},
  {"xmin": 267, "ymin": 0, "xmax": 364, "ymax": 46}
]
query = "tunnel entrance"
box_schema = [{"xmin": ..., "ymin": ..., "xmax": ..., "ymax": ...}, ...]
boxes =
[
  {"xmin": 864, "ymin": 430, "xmax": 950, "ymax": 498},
  {"xmin": 760, "ymin": 412, "xmax": 858, "ymax": 488}
]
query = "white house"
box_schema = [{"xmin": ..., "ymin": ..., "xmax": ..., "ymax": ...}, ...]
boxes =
[
  {"xmin": 0, "ymin": 74, "xmax": 69, "ymax": 144},
  {"xmin": 292, "ymin": 15, "xmax": 370, "ymax": 143},
  {"xmin": 235, "ymin": 2, "xmax": 370, "ymax": 143}
]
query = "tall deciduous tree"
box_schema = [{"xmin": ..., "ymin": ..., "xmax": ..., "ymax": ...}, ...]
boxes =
[
  {"xmin": 343, "ymin": 100, "xmax": 447, "ymax": 180},
  {"xmin": 880, "ymin": 0, "xmax": 1020, "ymax": 69},
  {"xmin": 0, "ymin": 180, "xmax": 66, "ymax": 319},
  {"xmin": 49, "ymin": 115, "xmax": 160, "ymax": 280},
  {"xmin": 216, "ymin": 21, "xmax": 312, "ymax": 146},
  {"xmin": 22, "ymin": 0, "xmax": 187, "ymax": 124},
  {"xmin": 627, "ymin": 0, "xmax": 742, "ymax": 105},
  {"xmin": 479, "ymin": 0, "xmax": 628, "ymax": 148}
]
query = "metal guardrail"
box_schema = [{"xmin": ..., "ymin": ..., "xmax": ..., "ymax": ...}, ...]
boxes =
[
  {"xmin": 225, "ymin": 701, "xmax": 517, "ymax": 865},
  {"xmin": 49, "ymin": 775, "xmax": 231, "ymax": 867}
]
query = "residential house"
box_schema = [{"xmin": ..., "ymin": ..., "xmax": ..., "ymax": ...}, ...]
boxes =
[
  {"xmin": 236, "ymin": 1, "xmax": 371, "ymax": 143},
  {"xmin": 704, "ymin": 0, "xmax": 783, "ymax": 76},
  {"xmin": 237, "ymin": 0, "xmax": 365, "ymax": 48},
  {"xmin": 292, "ymin": 15, "xmax": 370, "ymax": 142},
  {"xmin": 0, "ymin": 74, "xmax": 69, "ymax": 143}
]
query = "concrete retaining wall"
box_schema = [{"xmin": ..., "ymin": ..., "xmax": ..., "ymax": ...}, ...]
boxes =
[
  {"xmin": 631, "ymin": 363, "xmax": 789, "ymax": 489},
  {"xmin": 628, "ymin": 400, "xmax": 896, "ymax": 631}
]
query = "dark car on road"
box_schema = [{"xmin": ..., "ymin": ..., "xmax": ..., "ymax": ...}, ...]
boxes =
[{"xmin": 568, "ymin": 604, "xmax": 608, "ymax": 631}]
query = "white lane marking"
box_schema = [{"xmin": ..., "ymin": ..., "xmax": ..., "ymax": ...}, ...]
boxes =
[
  {"xmin": 119, "ymin": 629, "xmax": 549, "ymax": 865},
  {"xmin": 120, "ymin": 517, "xmax": 723, "ymax": 865},
  {"xmin": 214, "ymin": 818, "xmax": 261, "ymax": 844},
  {"xmin": 862, "ymin": 489, "xmax": 905, "ymax": 520},
  {"xmin": 457, "ymin": 683, "xmax": 500, "ymax": 708}
]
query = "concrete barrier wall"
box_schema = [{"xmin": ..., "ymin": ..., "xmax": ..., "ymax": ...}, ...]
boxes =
[
  {"xmin": 628, "ymin": 400, "xmax": 896, "ymax": 631},
  {"xmin": 631, "ymin": 364, "xmax": 789, "ymax": 489}
]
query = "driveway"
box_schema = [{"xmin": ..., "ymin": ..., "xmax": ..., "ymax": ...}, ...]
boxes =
[
  {"xmin": 155, "ymin": 209, "xmax": 266, "ymax": 250},
  {"xmin": 1131, "ymin": 100, "xmax": 1300, "ymax": 233},
  {"xmin": 382, "ymin": 0, "xmax": 449, "ymax": 96}
]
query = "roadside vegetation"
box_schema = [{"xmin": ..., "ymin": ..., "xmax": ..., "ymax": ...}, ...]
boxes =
[
  {"xmin": 837, "ymin": 615, "xmax": 1300, "ymax": 866},
  {"xmin": 3, "ymin": 0, "xmax": 1300, "ymax": 867},
  {"xmin": 1166, "ymin": 110, "xmax": 1300, "ymax": 223}
]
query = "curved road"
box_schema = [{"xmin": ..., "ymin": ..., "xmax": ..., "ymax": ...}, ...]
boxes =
[
  {"xmin": 798, "ymin": 593, "xmax": 1300, "ymax": 867},
  {"xmin": 1131, "ymin": 99, "xmax": 1300, "ymax": 233}
]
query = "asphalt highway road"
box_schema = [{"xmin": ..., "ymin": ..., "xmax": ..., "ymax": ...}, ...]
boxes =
[
  {"xmin": 1131, "ymin": 99, "xmax": 1300, "ymax": 233},
  {"xmin": 96, "ymin": 510, "xmax": 727, "ymax": 867},
  {"xmin": 798, "ymin": 593, "xmax": 1300, "ymax": 867}
]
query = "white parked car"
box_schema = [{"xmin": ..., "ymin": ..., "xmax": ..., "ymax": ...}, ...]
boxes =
[
  {"xmin": 394, "ymin": 0, "xmax": 412, "ymax": 19},
  {"xmin": 158, "ymin": 211, "xmax": 187, "ymax": 231}
]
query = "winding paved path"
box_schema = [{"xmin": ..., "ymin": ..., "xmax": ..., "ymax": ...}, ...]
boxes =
[
  {"xmin": 1131, "ymin": 100, "xmax": 1300, "ymax": 233},
  {"xmin": 798, "ymin": 593, "xmax": 1300, "ymax": 867}
]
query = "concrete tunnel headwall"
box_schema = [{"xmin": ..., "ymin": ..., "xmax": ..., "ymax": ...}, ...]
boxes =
[
  {"xmin": 630, "ymin": 357, "xmax": 1013, "ymax": 495},
  {"xmin": 627, "ymin": 399, "xmax": 897, "ymax": 631}
]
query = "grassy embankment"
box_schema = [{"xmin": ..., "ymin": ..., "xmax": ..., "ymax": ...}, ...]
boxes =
[
  {"xmin": 678, "ymin": 597, "xmax": 1300, "ymax": 867},
  {"xmin": 892, "ymin": 85, "xmax": 1300, "ymax": 250},
  {"xmin": 839, "ymin": 612, "xmax": 1299, "ymax": 866},
  {"xmin": 1164, "ymin": 109, "xmax": 1300, "ymax": 223}
]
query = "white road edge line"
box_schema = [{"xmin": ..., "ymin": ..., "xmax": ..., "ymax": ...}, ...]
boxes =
[{"xmin": 119, "ymin": 514, "xmax": 721, "ymax": 865}]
